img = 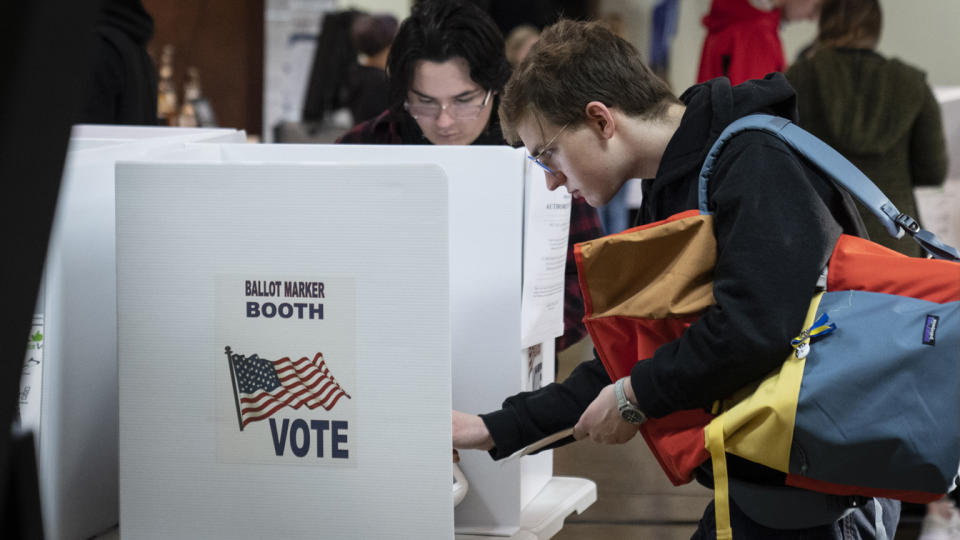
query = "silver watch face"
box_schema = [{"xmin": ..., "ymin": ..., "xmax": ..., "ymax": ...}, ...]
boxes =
[{"xmin": 620, "ymin": 407, "xmax": 646, "ymax": 425}]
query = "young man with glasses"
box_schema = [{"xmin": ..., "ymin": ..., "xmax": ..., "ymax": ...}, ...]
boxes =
[
  {"xmin": 338, "ymin": 0, "xmax": 603, "ymax": 354},
  {"xmin": 453, "ymin": 19, "xmax": 901, "ymax": 538}
]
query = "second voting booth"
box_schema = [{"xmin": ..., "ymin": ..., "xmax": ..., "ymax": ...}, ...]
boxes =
[
  {"xmin": 21, "ymin": 127, "xmax": 246, "ymax": 540},
  {"xmin": 113, "ymin": 142, "xmax": 595, "ymax": 538}
]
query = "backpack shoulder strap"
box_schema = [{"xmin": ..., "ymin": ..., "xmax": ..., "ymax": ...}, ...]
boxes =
[{"xmin": 697, "ymin": 113, "xmax": 960, "ymax": 261}]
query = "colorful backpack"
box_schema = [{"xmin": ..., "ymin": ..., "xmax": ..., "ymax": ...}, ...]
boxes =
[{"xmin": 574, "ymin": 114, "xmax": 960, "ymax": 538}]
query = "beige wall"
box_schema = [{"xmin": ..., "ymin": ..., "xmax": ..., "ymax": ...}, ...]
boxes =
[
  {"xmin": 601, "ymin": 0, "xmax": 960, "ymax": 92},
  {"xmin": 341, "ymin": 0, "xmax": 409, "ymax": 20},
  {"xmin": 874, "ymin": 0, "xmax": 960, "ymax": 87}
]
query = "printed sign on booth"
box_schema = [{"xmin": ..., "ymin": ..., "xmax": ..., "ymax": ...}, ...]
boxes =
[{"xmin": 215, "ymin": 274, "xmax": 357, "ymax": 466}]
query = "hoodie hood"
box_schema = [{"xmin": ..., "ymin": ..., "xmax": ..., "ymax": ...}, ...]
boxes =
[
  {"xmin": 785, "ymin": 48, "xmax": 928, "ymax": 155},
  {"xmin": 100, "ymin": 0, "xmax": 154, "ymax": 45},
  {"xmin": 702, "ymin": 0, "xmax": 781, "ymax": 33},
  {"xmin": 655, "ymin": 73, "xmax": 798, "ymax": 184},
  {"xmin": 639, "ymin": 73, "xmax": 798, "ymax": 222}
]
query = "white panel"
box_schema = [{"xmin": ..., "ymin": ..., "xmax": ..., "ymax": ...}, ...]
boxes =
[
  {"xmin": 35, "ymin": 128, "xmax": 244, "ymax": 540},
  {"xmin": 520, "ymin": 339, "xmax": 555, "ymax": 510},
  {"xmin": 71, "ymin": 125, "xmax": 243, "ymax": 141},
  {"xmin": 211, "ymin": 143, "xmax": 527, "ymax": 530},
  {"xmin": 116, "ymin": 162, "xmax": 451, "ymax": 538}
]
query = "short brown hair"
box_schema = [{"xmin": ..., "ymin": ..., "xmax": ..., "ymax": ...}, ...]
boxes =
[
  {"xmin": 816, "ymin": 0, "xmax": 882, "ymax": 50},
  {"xmin": 499, "ymin": 19, "xmax": 679, "ymax": 145}
]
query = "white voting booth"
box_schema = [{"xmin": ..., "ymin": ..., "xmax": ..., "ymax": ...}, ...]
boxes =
[
  {"xmin": 117, "ymin": 161, "xmax": 452, "ymax": 538},
  {"xmin": 18, "ymin": 126, "xmax": 244, "ymax": 540},
  {"xmin": 114, "ymin": 143, "xmax": 595, "ymax": 538}
]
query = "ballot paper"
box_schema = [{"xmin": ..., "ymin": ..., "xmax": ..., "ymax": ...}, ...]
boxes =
[
  {"xmin": 506, "ymin": 428, "xmax": 575, "ymax": 462},
  {"xmin": 520, "ymin": 160, "xmax": 572, "ymax": 348}
]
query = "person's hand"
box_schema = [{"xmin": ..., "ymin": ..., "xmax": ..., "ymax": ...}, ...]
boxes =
[
  {"xmin": 572, "ymin": 383, "xmax": 640, "ymax": 444},
  {"xmin": 453, "ymin": 410, "xmax": 495, "ymax": 451}
]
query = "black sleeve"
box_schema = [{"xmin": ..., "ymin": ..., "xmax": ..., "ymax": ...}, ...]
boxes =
[
  {"xmin": 78, "ymin": 34, "xmax": 123, "ymax": 124},
  {"xmin": 630, "ymin": 133, "xmax": 845, "ymax": 417},
  {"xmin": 480, "ymin": 355, "xmax": 610, "ymax": 459}
]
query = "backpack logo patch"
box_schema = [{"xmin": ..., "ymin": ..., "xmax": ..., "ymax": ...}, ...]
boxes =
[{"xmin": 923, "ymin": 315, "xmax": 939, "ymax": 346}]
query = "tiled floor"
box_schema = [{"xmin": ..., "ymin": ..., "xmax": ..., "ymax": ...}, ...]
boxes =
[{"xmin": 549, "ymin": 338, "xmax": 928, "ymax": 540}]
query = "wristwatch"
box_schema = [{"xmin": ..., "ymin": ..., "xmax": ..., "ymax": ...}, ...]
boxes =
[{"xmin": 614, "ymin": 377, "xmax": 647, "ymax": 425}]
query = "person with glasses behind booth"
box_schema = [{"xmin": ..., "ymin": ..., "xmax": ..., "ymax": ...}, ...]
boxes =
[{"xmin": 338, "ymin": 0, "xmax": 603, "ymax": 356}]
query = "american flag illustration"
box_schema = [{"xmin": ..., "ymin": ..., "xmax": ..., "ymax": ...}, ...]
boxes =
[{"xmin": 225, "ymin": 346, "xmax": 351, "ymax": 430}]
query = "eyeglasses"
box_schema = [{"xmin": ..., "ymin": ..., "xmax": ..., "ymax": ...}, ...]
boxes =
[
  {"xmin": 404, "ymin": 89, "xmax": 493, "ymax": 120},
  {"xmin": 527, "ymin": 123, "xmax": 569, "ymax": 175}
]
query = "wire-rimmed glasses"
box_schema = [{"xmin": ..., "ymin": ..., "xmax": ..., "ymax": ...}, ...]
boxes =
[
  {"xmin": 527, "ymin": 122, "xmax": 570, "ymax": 175},
  {"xmin": 404, "ymin": 89, "xmax": 493, "ymax": 120}
]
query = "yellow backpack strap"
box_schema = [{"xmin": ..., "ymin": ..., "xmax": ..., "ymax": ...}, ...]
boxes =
[
  {"xmin": 705, "ymin": 418, "xmax": 733, "ymax": 540},
  {"xmin": 702, "ymin": 291, "xmax": 826, "ymax": 540}
]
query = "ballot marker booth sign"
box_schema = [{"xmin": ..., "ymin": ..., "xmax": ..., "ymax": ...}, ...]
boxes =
[{"xmin": 215, "ymin": 275, "xmax": 357, "ymax": 465}]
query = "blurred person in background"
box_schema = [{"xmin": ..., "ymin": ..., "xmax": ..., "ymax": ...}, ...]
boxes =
[
  {"xmin": 338, "ymin": 0, "xmax": 603, "ymax": 355},
  {"xmin": 785, "ymin": 0, "xmax": 948, "ymax": 258},
  {"xmin": 77, "ymin": 0, "xmax": 157, "ymax": 125},
  {"xmin": 698, "ymin": 0, "xmax": 821, "ymax": 85},
  {"xmin": 345, "ymin": 13, "xmax": 398, "ymax": 124},
  {"xmin": 302, "ymin": 9, "xmax": 366, "ymax": 125},
  {"xmin": 505, "ymin": 25, "xmax": 540, "ymax": 68}
]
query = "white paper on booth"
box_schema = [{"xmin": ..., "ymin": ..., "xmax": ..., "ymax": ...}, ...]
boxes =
[
  {"xmin": 520, "ymin": 157, "xmax": 571, "ymax": 348},
  {"xmin": 16, "ymin": 309, "xmax": 44, "ymax": 438}
]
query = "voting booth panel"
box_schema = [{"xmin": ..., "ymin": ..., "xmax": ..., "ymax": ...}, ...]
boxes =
[
  {"xmin": 113, "ymin": 143, "xmax": 570, "ymax": 536},
  {"xmin": 71, "ymin": 124, "xmax": 243, "ymax": 143},
  {"xmin": 116, "ymin": 162, "xmax": 452, "ymax": 538},
  {"xmin": 18, "ymin": 127, "xmax": 244, "ymax": 540},
  {"xmin": 201, "ymin": 143, "xmax": 563, "ymax": 533}
]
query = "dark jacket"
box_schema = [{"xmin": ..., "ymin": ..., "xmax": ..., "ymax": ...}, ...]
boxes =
[
  {"xmin": 78, "ymin": 0, "xmax": 158, "ymax": 125},
  {"xmin": 786, "ymin": 48, "xmax": 949, "ymax": 257},
  {"xmin": 344, "ymin": 64, "xmax": 389, "ymax": 125},
  {"xmin": 483, "ymin": 73, "xmax": 864, "ymax": 450}
]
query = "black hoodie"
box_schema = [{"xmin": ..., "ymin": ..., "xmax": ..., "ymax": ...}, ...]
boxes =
[
  {"xmin": 629, "ymin": 73, "xmax": 866, "ymax": 419},
  {"xmin": 481, "ymin": 73, "xmax": 865, "ymax": 457},
  {"xmin": 78, "ymin": 0, "xmax": 158, "ymax": 125}
]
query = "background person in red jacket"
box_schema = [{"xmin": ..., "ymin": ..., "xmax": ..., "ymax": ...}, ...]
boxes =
[{"xmin": 697, "ymin": 0, "xmax": 821, "ymax": 85}]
